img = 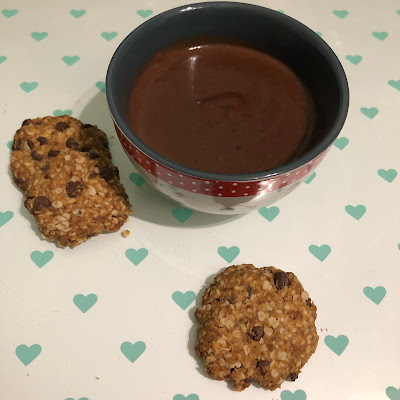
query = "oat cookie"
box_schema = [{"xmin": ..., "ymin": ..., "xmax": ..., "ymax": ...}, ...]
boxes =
[
  {"xmin": 10, "ymin": 116, "xmax": 132, "ymax": 247},
  {"xmin": 194, "ymin": 264, "xmax": 318, "ymax": 391}
]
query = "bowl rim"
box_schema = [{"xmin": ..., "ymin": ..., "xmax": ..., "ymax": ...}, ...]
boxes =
[{"xmin": 106, "ymin": 1, "xmax": 349, "ymax": 182}]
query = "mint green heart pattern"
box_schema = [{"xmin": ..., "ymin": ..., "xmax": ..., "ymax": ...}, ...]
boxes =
[
  {"xmin": 7, "ymin": 141, "xmax": 13, "ymax": 150},
  {"xmin": 363, "ymin": 286, "xmax": 386, "ymax": 305},
  {"xmin": 309, "ymin": 244, "xmax": 331, "ymax": 261},
  {"xmin": 53, "ymin": 109, "xmax": 72, "ymax": 117},
  {"xmin": 65, "ymin": 398, "xmax": 89, "ymax": 400},
  {"xmin": 137, "ymin": 10, "xmax": 153, "ymax": 18},
  {"xmin": 315, "ymin": 31, "xmax": 322, "ymax": 36},
  {"xmin": 172, "ymin": 291, "xmax": 196, "ymax": 310},
  {"xmin": 31, "ymin": 32, "xmax": 48, "ymax": 41},
  {"xmin": 73, "ymin": 294, "xmax": 98, "ymax": 313},
  {"xmin": 30, "ymin": 250, "xmax": 54, "ymax": 268},
  {"xmin": 129, "ymin": 173, "xmax": 146, "ymax": 187},
  {"xmin": 378, "ymin": 169, "xmax": 397, "ymax": 183},
  {"xmin": 333, "ymin": 137, "xmax": 349, "ymax": 150},
  {"xmin": 372, "ymin": 31, "xmax": 388, "ymax": 41},
  {"xmin": 324, "ymin": 335, "xmax": 349, "ymax": 356},
  {"xmin": 15, "ymin": 344, "xmax": 41, "ymax": 366},
  {"xmin": 388, "ymin": 80, "xmax": 400, "ymax": 91},
  {"xmin": 0, "ymin": 56, "xmax": 7, "ymax": 64},
  {"xmin": 62, "ymin": 56, "xmax": 80, "ymax": 66},
  {"xmin": 96, "ymin": 81, "xmax": 105, "ymax": 92},
  {"xmin": 101, "ymin": 32, "xmax": 118, "ymax": 41},
  {"xmin": 70, "ymin": 9, "xmax": 86, "ymax": 18},
  {"xmin": 0, "ymin": 211, "xmax": 14, "ymax": 227},
  {"xmin": 172, "ymin": 208, "xmax": 193, "ymax": 223},
  {"xmin": 2, "ymin": 9, "xmax": 18, "ymax": 18},
  {"xmin": 346, "ymin": 55, "xmax": 362, "ymax": 65},
  {"xmin": 258, "ymin": 206, "xmax": 280, "ymax": 221},
  {"xmin": 305, "ymin": 172, "xmax": 316, "ymax": 184},
  {"xmin": 125, "ymin": 248, "xmax": 148, "ymax": 265},
  {"xmin": 218, "ymin": 246, "xmax": 240, "ymax": 263},
  {"xmin": 281, "ymin": 390, "xmax": 307, "ymax": 400},
  {"xmin": 345, "ymin": 205, "xmax": 366, "ymax": 220},
  {"xmin": 20, "ymin": 82, "xmax": 38, "ymax": 93},
  {"xmin": 120, "ymin": 341, "xmax": 146, "ymax": 363},
  {"xmin": 386, "ymin": 387, "xmax": 400, "ymax": 400},
  {"xmin": 173, "ymin": 395, "xmax": 199, "ymax": 400},
  {"xmin": 360, "ymin": 107, "xmax": 378, "ymax": 119},
  {"xmin": 333, "ymin": 10, "xmax": 348, "ymax": 18}
]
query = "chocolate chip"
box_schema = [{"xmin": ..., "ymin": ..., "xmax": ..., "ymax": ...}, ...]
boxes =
[
  {"xmin": 22, "ymin": 119, "xmax": 32, "ymax": 126},
  {"xmin": 80, "ymin": 146, "xmax": 90, "ymax": 152},
  {"xmin": 227, "ymin": 293, "xmax": 237, "ymax": 304},
  {"xmin": 306, "ymin": 298, "xmax": 312, "ymax": 307},
  {"xmin": 13, "ymin": 139, "xmax": 22, "ymax": 151},
  {"xmin": 82, "ymin": 124, "xmax": 92, "ymax": 129},
  {"xmin": 288, "ymin": 372, "xmax": 298, "ymax": 381},
  {"xmin": 40, "ymin": 164, "xmax": 50, "ymax": 172},
  {"xmin": 257, "ymin": 360, "xmax": 270, "ymax": 375},
  {"xmin": 243, "ymin": 378, "xmax": 253, "ymax": 383},
  {"xmin": 103, "ymin": 141, "xmax": 109, "ymax": 149},
  {"xmin": 35, "ymin": 121, "xmax": 42, "ymax": 126},
  {"xmin": 249, "ymin": 326, "xmax": 264, "ymax": 341},
  {"xmin": 31, "ymin": 150, "xmax": 43, "ymax": 161},
  {"xmin": 33, "ymin": 196, "xmax": 51, "ymax": 212},
  {"xmin": 48, "ymin": 149, "xmax": 60, "ymax": 157},
  {"xmin": 247, "ymin": 285, "xmax": 253, "ymax": 297},
  {"xmin": 13, "ymin": 177, "xmax": 26, "ymax": 189},
  {"xmin": 27, "ymin": 140, "xmax": 34, "ymax": 149},
  {"xmin": 89, "ymin": 152, "xmax": 99, "ymax": 159},
  {"xmin": 88, "ymin": 172, "xmax": 97, "ymax": 178},
  {"xmin": 66, "ymin": 138, "xmax": 80, "ymax": 150},
  {"xmin": 100, "ymin": 166, "xmax": 114, "ymax": 181},
  {"xmin": 55, "ymin": 122, "xmax": 69, "ymax": 132},
  {"xmin": 66, "ymin": 181, "xmax": 83, "ymax": 198},
  {"xmin": 274, "ymin": 271, "xmax": 290, "ymax": 290},
  {"xmin": 37, "ymin": 136, "xmax": 48, "ymax": 145}
]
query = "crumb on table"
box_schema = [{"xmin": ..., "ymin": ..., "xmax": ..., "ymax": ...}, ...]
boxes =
[{"xmin": 122, "ymin": 230, "xmax": 130, "ymax": 238}]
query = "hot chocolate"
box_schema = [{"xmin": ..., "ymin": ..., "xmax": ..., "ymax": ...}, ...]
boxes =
[{"xmin": 129, "ymin": 40, "xmax": 313, "ymax": 174}]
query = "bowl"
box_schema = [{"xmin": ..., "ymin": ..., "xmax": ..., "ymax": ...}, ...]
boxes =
[{"xmin": 106, "ymin": 1, "xmax": 349, "ymax": 215}]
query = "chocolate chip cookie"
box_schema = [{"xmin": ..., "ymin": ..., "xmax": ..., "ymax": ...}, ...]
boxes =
[
  {"xmin": 194, "ymin": 264, "xmax": 318, "ymax": 391},
  {"xmin": 10, "ymin": 116, "xmax": 132, "ymax": 247}
]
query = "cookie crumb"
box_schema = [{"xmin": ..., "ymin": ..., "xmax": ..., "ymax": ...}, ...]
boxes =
[
  {"xmin": 95, "ymin": 377, "xmax": 100, "ymax": 380},
  {"xmin": 122, "ymin": 230, "xmax": 130, "ymax": 238}
]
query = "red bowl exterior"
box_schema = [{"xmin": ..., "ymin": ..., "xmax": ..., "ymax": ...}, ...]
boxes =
[{"xmin": 113, "ymin": 121, "xmax": 328, "ymax": 214}]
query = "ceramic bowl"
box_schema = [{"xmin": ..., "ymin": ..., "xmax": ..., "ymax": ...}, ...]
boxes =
[{"xmin": 106, "ymin": 1, "xmax": 349, "ymax": 214}]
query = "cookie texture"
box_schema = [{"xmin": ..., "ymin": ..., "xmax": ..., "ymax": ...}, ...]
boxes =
[
  {"xmin": 194, "ymin": 264, "xmax": 318, "ymax": 391},
  {"xmin": 10, "ymin": 116, "xmax": 132, "ymax": 247}
]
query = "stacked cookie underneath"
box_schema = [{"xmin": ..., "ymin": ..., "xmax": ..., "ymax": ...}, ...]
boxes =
[
  {"xmin": 10, "ymin": 116, "xmax": 132, "ymax": 247},
  {"xmin": 195, "ymin": 264, "xmax": 318, "ymax": 391}
]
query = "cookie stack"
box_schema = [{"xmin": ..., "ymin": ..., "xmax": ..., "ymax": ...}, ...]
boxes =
[{"xmin": 10, "ymin": 116, "xmax": 132, "ymax": 247}]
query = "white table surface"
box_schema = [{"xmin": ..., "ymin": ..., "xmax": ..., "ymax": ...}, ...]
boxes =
[{"xmin": 0, "ymin": 1, "xmax": 399, "ymax": 399}]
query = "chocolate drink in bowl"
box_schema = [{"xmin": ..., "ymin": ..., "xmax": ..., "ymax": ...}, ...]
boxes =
[
  {"xmin": 106, "ymin": 2, "xmax": 349, "ymax": 214},
  {"xmin": 128, "ymin": 38, "xmax": 316, "ymax": 176}
]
